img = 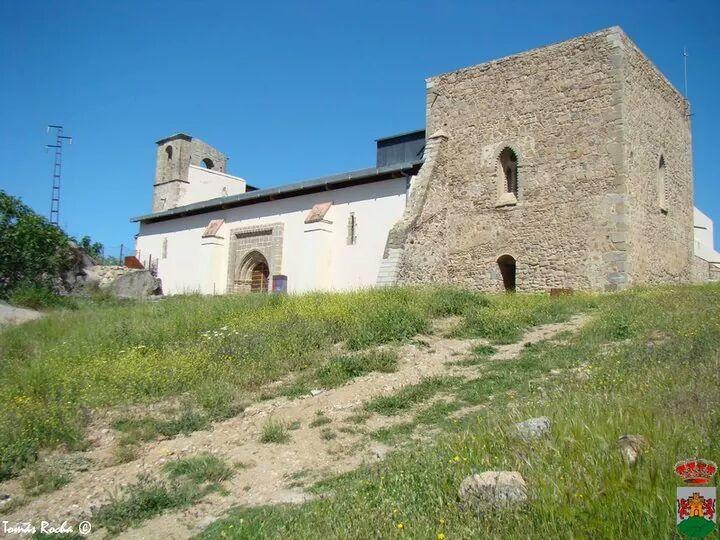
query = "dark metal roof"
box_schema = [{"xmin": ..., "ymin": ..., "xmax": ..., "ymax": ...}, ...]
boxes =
[
  {"xmin": 155, "ymin": 133, "xmax": 192, "ymax": 145},
  {"xmin": 375, "ymin": 129, "xmax": 425, "ymax": 142},
  {"xmin": 132, "ymin": 160, "xmax": 423, "ymax": 224}
]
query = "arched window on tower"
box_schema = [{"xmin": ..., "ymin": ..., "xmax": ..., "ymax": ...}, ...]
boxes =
[
  {"xmin": 499, "ymin": 147, "xmax": 518, "ymax": 196},
  {"xmin": 658, "ymin": 155, "xmax": 667, "ymax": 213},
  {"xmin": 201, "ymin": 158, "xmax": 215, "ymax": 170},
  {"xmin": 165, "ymin": 146, "xmax": 173, "ymax": 160}
]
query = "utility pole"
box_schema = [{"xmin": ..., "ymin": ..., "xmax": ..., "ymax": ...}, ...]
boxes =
[{"xmin": 46, "ymin": 125, "xmax": 73, "ymax": 226}]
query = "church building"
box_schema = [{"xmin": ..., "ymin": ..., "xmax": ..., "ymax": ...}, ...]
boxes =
[{"xmin": 133, "ymin": 27, "xmax": 714, "ymax": 295}]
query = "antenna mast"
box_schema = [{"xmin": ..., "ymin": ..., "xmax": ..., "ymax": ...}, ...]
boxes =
[
  {"xmin": 683, "ymin": 47, "xmax": 691, "ymax": 116},
  {"xmin": 46, "ymin": 125, "xmax": 73, "ymax": 226}
]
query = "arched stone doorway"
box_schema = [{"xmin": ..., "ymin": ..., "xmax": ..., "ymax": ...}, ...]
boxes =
[
  {"xmin": 234, "ymin": 251, "xmax": 270, "ymax": 293},
  {"xmin": 497, "ymin": 255, "xmax": 516, "ymax": 292}
]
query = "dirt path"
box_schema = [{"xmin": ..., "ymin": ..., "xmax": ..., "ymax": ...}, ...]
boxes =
[{"xmin": 1, "ymin": 315, "xmax": 587, "ymax": 539}]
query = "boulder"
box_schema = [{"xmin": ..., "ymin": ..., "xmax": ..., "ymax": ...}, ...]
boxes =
[
  {"xmin": 69, "ymin": 265, "xmax": 161, "ymax": 299},
  {"xmin": 102, "ymin": 269, "xmax": 161, "ymax": 299},
  {"xmin": 0, "ymin": 301, "xmax": 44, "ymax": 327},
  {"xmin": 514, "ymin": 416, "xmax": 551, "ymax": 440},
  {"xmin": 459, "ymin": 471, "xmax": 527, "ymax": 514},
  {"xmin": 618, "ymin": 434, "xmax": 646, "ymax": 466}
]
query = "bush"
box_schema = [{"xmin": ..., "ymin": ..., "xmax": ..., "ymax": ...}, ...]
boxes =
[{"xmin": 0, "ymin": 190, "xmax": 73, "ymax": 298}]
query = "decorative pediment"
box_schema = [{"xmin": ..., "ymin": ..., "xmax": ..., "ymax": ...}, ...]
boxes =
[{"xmin": 304, "ymin": 202, "xmax": 333, "ymax": 224}]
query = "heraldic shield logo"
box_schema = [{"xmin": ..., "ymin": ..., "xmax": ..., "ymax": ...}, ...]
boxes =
[{"xmin": 675, "ymin": 459, "xmax": 717, "ymax": 538}]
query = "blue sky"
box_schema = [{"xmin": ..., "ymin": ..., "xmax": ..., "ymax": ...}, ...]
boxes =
[{"xmin": 1, "ymin": 0, "xmax": 718, "ymax": 256}]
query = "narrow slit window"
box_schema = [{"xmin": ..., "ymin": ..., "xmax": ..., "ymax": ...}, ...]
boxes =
[
  {"xmin": 658, "ymin": 155, "xmax": 667, "ymax": 213},
  {"xmin": 499, "ymin": 147, "xmax": 518, "ymax": 196},
  {"xmin": 347, "ymin": 212, "xmax": 357, "ymax": 245}
]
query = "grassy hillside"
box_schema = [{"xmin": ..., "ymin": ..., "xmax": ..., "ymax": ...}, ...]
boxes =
[
  {"xmin": 199, "ymin": 284, "xmax": 720, "ymax": 539},
  {"xmin": 2, "ymin": 284, "xmax": 717, "ymax": 539},
  {"xmin": 0, "ymin": 287, "xmax": 593, "ymax": 479}
]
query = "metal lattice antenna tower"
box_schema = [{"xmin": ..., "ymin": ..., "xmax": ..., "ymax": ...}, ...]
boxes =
[{"xmin": 46, "ymin": 125, "xmax": 72, "ymax": 226}]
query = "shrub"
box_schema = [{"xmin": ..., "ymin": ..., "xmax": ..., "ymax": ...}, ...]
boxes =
[{"xmin": 0, "ymin": 190, "xmax": 73, "ymax": 298}]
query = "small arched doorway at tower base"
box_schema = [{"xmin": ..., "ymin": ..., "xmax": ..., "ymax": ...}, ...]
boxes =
[
  {"xmin": 233, "ymin": 250, "xmax": 271, "ymax": 293},
  {"xmin": 497, "ymin": 254, "xmax": 516, "ymax": 292}
]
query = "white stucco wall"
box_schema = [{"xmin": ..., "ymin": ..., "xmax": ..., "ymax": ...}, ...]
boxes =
[
  {"xmin": 694, "ymin": 207, "xmax": 720, "ymax": 263},
  {"xmin": 135, "ymin": 177, "xmax": 408, "ymax": 295},
  {"xmin": 183, "ymin": 166, "xmax": 246, "ymax": 206}
]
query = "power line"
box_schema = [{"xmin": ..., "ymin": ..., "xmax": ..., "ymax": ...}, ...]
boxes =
[{"xmin": 46, "ymin": 125, "xmax": 73, "ymax": 226}]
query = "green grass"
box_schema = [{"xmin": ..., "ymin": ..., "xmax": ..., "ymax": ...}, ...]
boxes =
[
  {"xmin": 315, "ymin": 350, "xmax": 398, "ymax": 388},
  {"xmin": 0, "ymin": 286, "xmax": 593, "ymax": 479},
  {"xmin": 310, "ymin": 411, "xmax": 332, "ymax": 428},
  {"xmin": 112, "ymin": 408, "xmax": 209, "ymax": 444},
  {"xmin": 278, "ymin": 350, "xmax": 398, "ymax": 399},
  {"xmin": 163, "ymin": 453, "xmax": 234, "ymax": 484},
  {"xmin": 200, "ymin": 283, "xmax": 720, "ymax": 539},
  {"xmin": 260, "ymin": 419, "xmax": 290, "ymax": 444},
  {"xmin": 364, "ymin": 376, "xmax": 461, "ymax": 416},
  {"xmin": 94, "ymin": 475, "xmax": 203, "ymax": 534},
  {"xmin": 95, "ymin": 455, "xmax": 234, "ymax": 533},
  {"xmin": 21, "ymin": 462, "xmax": 71, "ymax": 496}
]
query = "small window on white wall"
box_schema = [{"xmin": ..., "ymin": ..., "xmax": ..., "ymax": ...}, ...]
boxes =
[
  {"xmin": 658, "ymin": 155, "xmax": 668, "ymax": 213},
  {"xmin": 162, "ymin": 238, "xmax": 168, "ymax": 259},
  {"xmin": 347, "ymin": 213, "xmax": 357, "ymax": 245}
]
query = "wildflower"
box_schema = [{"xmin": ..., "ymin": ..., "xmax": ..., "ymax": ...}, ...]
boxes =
[
  {"xmin": 396, "ymin": 523, "xmax": 404, "ymax": 530},
  {"xmin": 437, "ymin": 534, "xmax": 446, "ymax": 540}
]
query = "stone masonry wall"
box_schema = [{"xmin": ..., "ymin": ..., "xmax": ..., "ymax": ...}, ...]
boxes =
[
  {"xmin": 620, "ymin": 35, "xmax": 693, "ymax": 285},
  {"xmin": 152, "ymin": 136, "xmax": 228, "ymax": 212},
  {"xmin": 398, "ymin": 28, "xmax": 628, "ymax": 291}
]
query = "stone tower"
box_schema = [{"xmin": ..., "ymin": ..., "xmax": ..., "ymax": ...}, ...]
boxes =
[
  {"xmin": 392, "ymin": 27, "xmax": 693, "ymax": 292},
  {"xmin": 152, "ymin": 133, "xmax": 228, "ymax": 212}
]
